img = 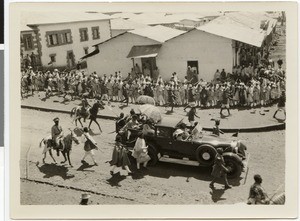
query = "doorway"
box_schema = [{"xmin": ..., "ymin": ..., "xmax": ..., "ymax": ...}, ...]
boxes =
[
  {"xmin": 141, "ymin": 57, "xmax": 157, "ymax": 78},
  {"xmin": 67, "ymin": 50, "xmax": 75, "ymax": 68},
  {"xmin": 187, "ymin": 60, "xmax": 199, "ymax": 82}
]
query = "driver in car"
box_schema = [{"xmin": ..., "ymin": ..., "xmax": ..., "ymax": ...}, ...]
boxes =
[{"xmin": 173, "ymin": 123, "xmax": 190, "ymax": 141}]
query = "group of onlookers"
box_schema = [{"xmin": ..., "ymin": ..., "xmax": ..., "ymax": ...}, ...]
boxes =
[{"xmin": 21, "ymin": 59, "xmax": 285, "ymax": 109}]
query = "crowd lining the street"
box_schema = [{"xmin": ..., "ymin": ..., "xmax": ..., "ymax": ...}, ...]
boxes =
[{"xmin": 21, "ymin": 55, "xmax": 285, "ymax": 110}]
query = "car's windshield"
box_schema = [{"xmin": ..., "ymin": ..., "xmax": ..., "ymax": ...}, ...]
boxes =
[
  {"xmin": 175, "ymin": 118, "xmax": 184, "ymax": 128},
  {"xmin": 156, "ymin": 127, "xmax": 172, "ymax": 138}
]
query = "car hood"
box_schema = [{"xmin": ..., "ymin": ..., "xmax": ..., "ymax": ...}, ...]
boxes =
[{"xmin": 193, "ymin": 135, "xmax": 235, "ymax": 146}]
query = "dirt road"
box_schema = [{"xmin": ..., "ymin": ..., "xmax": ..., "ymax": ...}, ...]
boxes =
[{"xmin": 20, "ymin": 109, "xmax": 285, "ymax": 205}]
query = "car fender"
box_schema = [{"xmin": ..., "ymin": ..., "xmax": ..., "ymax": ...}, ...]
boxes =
[{"xmin": 222, "ymin": 152, "xmax": 243, "ymax": 165}]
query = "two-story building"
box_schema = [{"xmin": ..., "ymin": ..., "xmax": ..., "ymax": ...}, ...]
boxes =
[{"xmin": 21, "ymin": 12, "xmax": 112, "ymax": 69}]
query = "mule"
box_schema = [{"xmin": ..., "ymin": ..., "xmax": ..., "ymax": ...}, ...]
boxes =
[
  {"xmin": 39, "ymin": 131, "xmax": 80, "ymax": 167},
  {"xmin": 70, "ymin": 101, "xmax": 105, "ymax": 131}
]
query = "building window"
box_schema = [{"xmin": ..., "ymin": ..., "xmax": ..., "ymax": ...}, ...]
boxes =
[
  {"xmin": 46, "ymin": 29, "xmax": 72, "ymax": 47},
  {"xmin": 48, "ymin": 34, "xmax": 59, "ymax": 46},
  {"xmin": 65, "ymin": 32, "xmax": 72, "ymax": 43},
  {"xmin": 79, "ymin": 28, "xmax": 89, "ymax": 42},
  {"xmin": 23, "ymin": 34, "xmax": 34, "ymax": 51},
  {"xmin": 49, "ymin": 54, "xmax": 56, "ymax": 63},
  {"xmin": 84, "ymin": 47, "xmax": 89, "ymax": 55},
  {"xmin": 91, "ymin": 27, "xmax": 100, "ymax": 40}
]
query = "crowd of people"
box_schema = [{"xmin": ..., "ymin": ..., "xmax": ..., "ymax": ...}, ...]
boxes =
[{"xmin": 21, "ymin": 57, "xmax": 285, "ymax": 110}]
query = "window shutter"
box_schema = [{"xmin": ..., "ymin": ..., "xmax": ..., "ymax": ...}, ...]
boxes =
[{"xmin": 80, "ymin": 30, "xmax": 83, "ymax": 41}]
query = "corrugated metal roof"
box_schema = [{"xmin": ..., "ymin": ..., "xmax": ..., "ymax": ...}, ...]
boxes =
[
  {"xmin": 128, "ymin": 25, "xmax": 185, "ymax": 43},
  {"xmin": 21, "ymin": 11, "xmax": 110, "ymax": 26},
  {"xmin": 128, "ymin": 13, "xmax": 180, "ymax": 25},
  {"xmin": 197, "ymin": 15, "xmax": 266, "ymax": 47},
  {"xmin": 127, "ymin": 44, "xmax": 162, "ymax": 58},
  {"xmin": 110, "ymin": 18, "xmax": 148, "ymax": 30}
]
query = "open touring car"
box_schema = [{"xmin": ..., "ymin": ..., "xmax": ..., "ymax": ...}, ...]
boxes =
[{"xmin": 120, "ymin": 117, "xmax": 248, "ymax": 179}]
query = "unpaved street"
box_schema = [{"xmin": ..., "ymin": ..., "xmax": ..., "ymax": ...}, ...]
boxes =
[{"xmin": 21, "ymin": 109, "xmax": 285, "ymax": 205}]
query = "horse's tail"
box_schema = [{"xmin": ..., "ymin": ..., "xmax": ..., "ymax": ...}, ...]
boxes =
[
  {"xmin": 39, "ymin": 138, "xmax": 45, "ymax": 148},
  {"xmin": 70, "ymin": 107, "xmax": 76, "ymax": 117}
]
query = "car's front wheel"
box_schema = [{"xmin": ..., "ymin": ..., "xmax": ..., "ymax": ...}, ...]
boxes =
[
  {"xmin": 224, "ymin": 156, "xmax": 242, "ymax": 179},
  {"xmin": 196, "ymin": 145, "xmax": 217, "ymax": 166}
]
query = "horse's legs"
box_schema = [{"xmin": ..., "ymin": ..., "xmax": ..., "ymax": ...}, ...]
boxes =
[
  {"xmin": 94, "ymin": 119, "xmax": 102, "ymax": 133},
  {"xmin": 88, "ymin": 119, "xmax": 92, "ymax": 129},
  {"xmin": 74, "ymin": 118, "xmax": 78, "ymax": 126},
  {"xmin": 42, "ymin": 153, "xmax": 47, "ymax": 164},
  {"xmin": 67, "ymin": 151, "xmax": 73, "ymax": 167},
  {"xmin": 78, "ymin": 118, "xmax": 84, "ymax": 127},
  {"xmin": 61, "ymin": 151, "xmax": 67, "ymax": 164},
  {"xmin": 49, "ymin": 149, "xmax": 57, "ymax": 164}
]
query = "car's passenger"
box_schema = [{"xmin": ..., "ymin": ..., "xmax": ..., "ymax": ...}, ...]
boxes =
[
  {"xmin": 121, "ymin": 115, "xmax": 141, "ymax": 140},
  {"xmin": 142, "ymin": 119, "xmax": 155, "ymax": 136},
  {"xmin": 173, "ymin": 123, "xmax": 190, "ymax": 141}
]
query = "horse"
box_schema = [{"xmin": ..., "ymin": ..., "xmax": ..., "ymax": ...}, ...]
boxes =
[
  {"xmin": 70, "ymin": 101, "xmax": 105, "ymax": 131},
  {"xmin": 39, "ymin": 130, "xmax": 80, "ymax": 167}
]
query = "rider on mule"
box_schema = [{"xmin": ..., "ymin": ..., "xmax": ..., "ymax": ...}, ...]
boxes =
[
  {"xmin": 51, "ymin": 117, "xmax": 65, "ymax": 154},
  {"xmin": 80, "ymin": 97, "xmax": 91, "ymax": 122}
]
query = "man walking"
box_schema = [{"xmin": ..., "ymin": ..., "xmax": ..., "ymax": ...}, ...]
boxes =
[
  {"xmin": 81, "ymin": 127, "xmax": 98, "ymax": 166},
  {"xmin": 220, "ymin": 84, "xmax": 231, "ymax": 117},
  {"xmin": 209, "ymin": 148, "xmax": 231, "ymax": 189}
]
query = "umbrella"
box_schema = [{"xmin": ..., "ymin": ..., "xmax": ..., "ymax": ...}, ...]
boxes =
[
  {"xmin": 136, "ymin": 95, "xmax": 156, "ymax": 105},
  {"xmin": 138, "ymin": 104, "xmax": 161, "ymax": 123}
]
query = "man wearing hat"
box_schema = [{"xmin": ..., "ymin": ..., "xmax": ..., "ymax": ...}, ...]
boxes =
[
  {"xmin": 209, "ymin": 148, "xmax": 231, "ymax": 189},
  {"xmin": 51, "ymin": 117, "xmax": 64, "ymax": 153},
  {"xmin": 80, "ymin": 193, "xmax": 91, "ymax": 205},
  {"xmin": 247, "ymin": 174, "xmax": 268, "ymax": 204}
]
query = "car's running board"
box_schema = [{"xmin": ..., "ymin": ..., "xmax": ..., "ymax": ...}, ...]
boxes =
[{"xmin": 159, "ymin": 156, "xmax": 200, "ymax": 166}]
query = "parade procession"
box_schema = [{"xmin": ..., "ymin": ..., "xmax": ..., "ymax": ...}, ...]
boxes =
[{"xmin": 19, "ymin": 10, "xmax": 286, "ymax": 205}]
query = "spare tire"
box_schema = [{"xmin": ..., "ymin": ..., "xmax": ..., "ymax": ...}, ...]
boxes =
[
  {"xmin": 223, "ymin": 156, "xmax": 242, "ymax": 179},
  {"xmin": 196, "ymin": 145, "xmax": 217, "ymax": 166}
]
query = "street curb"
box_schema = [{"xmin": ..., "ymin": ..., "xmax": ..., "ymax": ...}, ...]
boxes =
[
  {"xmin": 21, "ymin": 105, "xmax": 116, "ymax": 120},
  {"xmin": 21, "ymin": 105, "xmax": 285, "ymax": 133}
]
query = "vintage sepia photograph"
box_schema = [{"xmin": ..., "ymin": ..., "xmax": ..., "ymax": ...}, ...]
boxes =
[{"xmin": 10, "ymin": 2, "xmax": 298, "ymax": 219}]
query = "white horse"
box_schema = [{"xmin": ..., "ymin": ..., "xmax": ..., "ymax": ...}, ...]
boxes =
[{"xmin": 39, "ymin": 131, "xmax": 80, "ymax": 167}]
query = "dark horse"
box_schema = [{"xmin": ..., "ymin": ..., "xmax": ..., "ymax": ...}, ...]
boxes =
[
  {"xmin": 39, "ymin": 131, "xmax": 80, "ymax": 167},
  {"xmin": 70, "ymin": 101, "xmax": 105, "ymax": 132}
]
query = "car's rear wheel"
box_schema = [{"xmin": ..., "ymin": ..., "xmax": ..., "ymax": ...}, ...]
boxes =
[
  {"xmin": 196, "ymin": 145, "xmax": 217, "ymax": 166},
  {"xmin": 147, "ymin": 146, "xmax": 158, "ymax": 166},
  {"xmin": 224, "ymin": 156, "xmax": 242, "ymax": 179}
]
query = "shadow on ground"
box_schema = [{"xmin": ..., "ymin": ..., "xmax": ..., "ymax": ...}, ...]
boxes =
[
  {"xmin": 142, "ymin": 162, "xmax": 243, "ymax": 186},
  {"xmin": 77, "ymin": 162, "xmax": 96, "ymax": 172},
  {"xmin": 36, "ymin": 163, "xmax": 75, "ymax": 180},
  {"xmin": 106, "ymin": 172, "xmax": 127, "ymax": 187}
]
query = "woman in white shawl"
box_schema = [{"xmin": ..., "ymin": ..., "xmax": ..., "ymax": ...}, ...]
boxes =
[{"xmin": 132, "ymin": 133, "xmax": 150, "ymax": 170}]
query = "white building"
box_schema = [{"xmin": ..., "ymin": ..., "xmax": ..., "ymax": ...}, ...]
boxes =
[
  {"xmin": 22, "ymin": 12, "xmax": 112, "ymax": 69},
  {"xmin": 156, "ymin": 12, "xmax": 276, "ymax": 81},
  {"xmin": 84, "ymin": 25, "xmax": 185, "ymax": 77},
  {"xmin": 84, "ymin": 12, "xmax": 276, "ymax": 81},
  {"xmin": 20, "ymin": 22, "xmax": 40, "ymax": 67}
]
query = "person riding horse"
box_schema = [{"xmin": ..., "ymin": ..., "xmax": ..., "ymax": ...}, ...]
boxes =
[
  {"xmin": 51, "ymin": 117, "xmax": 65, "ymax": 155},
  {"xmin": 80, "ymin": 97, "xmax": 91, "ymax": 122}
]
